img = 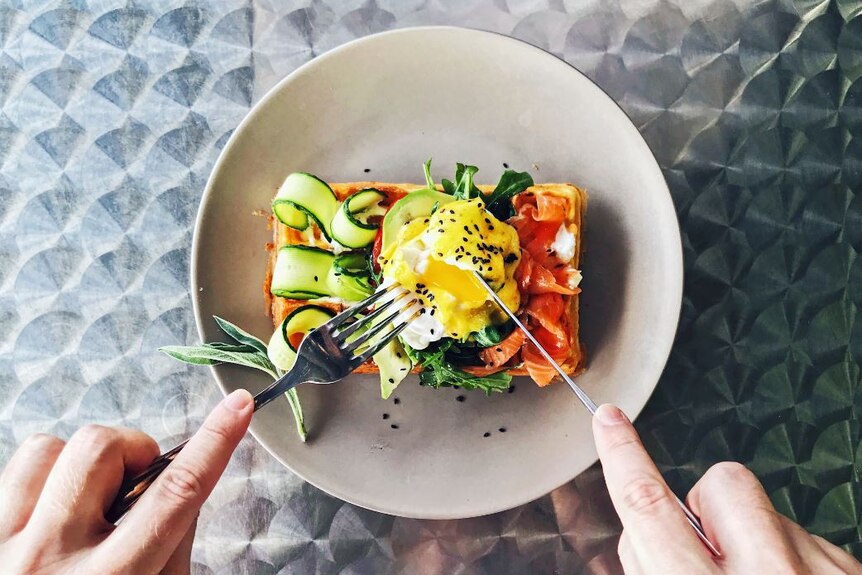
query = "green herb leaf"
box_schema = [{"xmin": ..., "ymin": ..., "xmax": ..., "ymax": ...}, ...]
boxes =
[
  {"xmin": 406, "ymin": 339, "xmax": 511, "ymax": 394},
  {"xmin": 485, "ymin": 169, "xmax": 534, "ymax": 220},
  {"xmin": 472, "ymin": 321, "xmax": 515, "ymax": 348},
  {"xmin": 159, "ymin": 345, "xmax": 278, "ymax": 379},
  {"xmin": 430, "ymin": 201, "xmax": 440, "ymax": 216},
  {"xmin": 441, "ymin": 178, "xmax": 456, "ymax": 196},
  {"xmin": 214, "ymin": 316, "xmax": 268, "ymax": 355},
  {"xmin": 452, "ymin": 163, "xmax": 480, "ymax": 200},
  {"xmin": 364, "ymin": 249, "xmax": 382, "ymax": 287},
  {"xmin": 423, "ymin": 158, "xmax": 435, "ymax": 189},
  {"xmin": 283, "ymin": 384, "xmax": 307, "ymax": 442}
]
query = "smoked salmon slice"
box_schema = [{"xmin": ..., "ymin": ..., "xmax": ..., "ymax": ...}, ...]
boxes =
[{"xmin": 480, "ymin": 329, "xmax": 526, "ymax": 368}]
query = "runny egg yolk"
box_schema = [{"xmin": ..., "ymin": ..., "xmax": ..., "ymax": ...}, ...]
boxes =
[
  {"xmin": 420, "ymin": 258, "xmax": 487, "ymax": 304},
  {"xmin": 379, "ymin": 198, "xmax": 521, "ymax": 340}
]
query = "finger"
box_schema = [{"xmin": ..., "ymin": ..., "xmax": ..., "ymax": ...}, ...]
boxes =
[
  {"xmin": 780, "ymin": 516, "xmax": 862, "ymax": 573},
  {"xmin": 617, "ymin": 531, "xmax": 645, "ymax": 575},
  {"xmin": 27, "ymin": 426, "xmax": 159, "ymax": 539},
  {"xmin": 686, "ymin": 462, "xmax": 802, "ymax": 570},
  {"xmin": 161, "ymin": 516, "xmax": 197, "ymax": 575},
  {"xmin": 0, "ymin": 434, "xmax": 65, "ymax": 537},
  {"xmin": 592, "ymin": 404, "xmax": 709, "ymax": 568},
  {"xmin": 100, "ymin": 389, "xmax": 252, "ymax": 573}
]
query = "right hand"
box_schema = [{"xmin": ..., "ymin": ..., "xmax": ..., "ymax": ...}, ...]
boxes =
[{"xmin": 592, "ymin": 403, "xmax": 862, "ymax": 574}]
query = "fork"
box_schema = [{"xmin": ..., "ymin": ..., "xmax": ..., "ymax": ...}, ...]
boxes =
[{"xmin": 106, "ymin": 283, "xmax": 419, "ymax": 523}]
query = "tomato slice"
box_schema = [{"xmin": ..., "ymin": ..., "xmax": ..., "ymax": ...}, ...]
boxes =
[{"xmin": 371, "ymin": 227, "xmax": 383, "ymax": 274}]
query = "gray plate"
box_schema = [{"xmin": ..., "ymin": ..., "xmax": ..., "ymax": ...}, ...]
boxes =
[{"xmin": 192, "ymin": 27, "xmax": 682, "ymax": 519}]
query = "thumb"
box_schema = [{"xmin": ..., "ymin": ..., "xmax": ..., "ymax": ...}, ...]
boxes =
[
  {"xmin": 161, "ymin": 515, "xmax": 197, "ymax": 575},
  {"xmin": 592, "ymin": 404, "xmax": 707, "ymax": 566}
]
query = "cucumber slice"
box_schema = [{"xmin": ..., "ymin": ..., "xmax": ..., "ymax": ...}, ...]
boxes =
[
  {"xmin": 272, "ymin": 173, "xmax": 338, "ymax": 239},
  {"xmin": 326, "ymin": 252, "xmax": 373, "ymax": 301},
  {"xmin": 330, "ymin": 189, "xmax": 387, "ymax": 248},
  {"xmin": 271, "ymin": 245, "xmax": 333, "ymax": 299},
  {"xmin": 267, "ymin": 305, "xmax": 335, "ymax": 371},
  {"xmin": 273, "ymin": 203, "xmax": 308, "ymax": 230}
]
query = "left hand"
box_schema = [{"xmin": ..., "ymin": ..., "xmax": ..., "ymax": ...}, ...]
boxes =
[{"xmin": 0, "ymin": 389, "xmax": 253, "ymax": 575}]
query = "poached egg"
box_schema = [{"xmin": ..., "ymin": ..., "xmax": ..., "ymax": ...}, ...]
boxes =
[{"xmin": 379, "ymin": 198, "xmax": 521, "ymax": 349}]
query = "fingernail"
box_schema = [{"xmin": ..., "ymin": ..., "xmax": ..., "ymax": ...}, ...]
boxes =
[
  {"xmin": 595, "ymin": 404, "xmax": 629, "ymax": 426},
  {"xmin": 223, "ymin": 389, "xmax": 252, "ymax": 412}
]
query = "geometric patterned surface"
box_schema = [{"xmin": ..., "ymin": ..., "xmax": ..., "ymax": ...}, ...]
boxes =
[{"xmin": 1, "ymin": 0, "xmax": 860, "ymax": 572}]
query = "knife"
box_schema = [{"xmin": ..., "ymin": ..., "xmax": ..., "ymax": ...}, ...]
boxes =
[{"xmin": 472, "ymin": 271, "xmax": 720, "ymax": 557}]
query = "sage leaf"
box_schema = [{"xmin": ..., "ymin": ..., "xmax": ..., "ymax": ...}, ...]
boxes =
[
  {"xmin": 214, "ymin": 316, "xmax": 269, "ymax": 355},
  {"xmin": 159, "ymin": 345, "xmax": 278, "ymax": 379}
]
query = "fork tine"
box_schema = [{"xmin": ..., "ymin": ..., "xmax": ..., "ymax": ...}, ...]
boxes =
[
  {"xmin": 343, "ymin": 298, "xmax": 418, "ymax": 354},
  {"xmin": 325, "ymin": 284, "xmax": 396, "ymax": 329},
  {"xmin": 335, "ymin": 289, "xmax": 410, "ymax": 342},
  {"xmin": 352, "ymin": 317, "xmax": 416, "ymax": 366}
]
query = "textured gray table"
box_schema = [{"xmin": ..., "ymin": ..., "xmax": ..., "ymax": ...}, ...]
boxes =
[{"xmin": 2, "ymin": 1, "xmax": 861, "ymax": 573}]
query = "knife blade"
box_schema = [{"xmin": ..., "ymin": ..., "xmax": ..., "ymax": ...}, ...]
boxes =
[{"xmin": 471, "ymin": 271, "xmax": 721, "ymax": 557}]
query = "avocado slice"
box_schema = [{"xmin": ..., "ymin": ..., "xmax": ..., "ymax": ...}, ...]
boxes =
[
  {"xmin": 381, "ymin": 188, "xmax": 455, "ymax": 252},
  {"xmin": 374, "ymin": 337, "xmax": 413, "ymax": 399}
]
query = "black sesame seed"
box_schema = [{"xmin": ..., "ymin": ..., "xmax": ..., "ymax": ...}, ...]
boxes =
[
  {"xmin": 508, "ymin": 385, "xmax": 516, "ymax": 394},
  {"xmin": 313, "ymin": 275, "xmax": 318, "ymax": 282},
  {"xmin": 463, "ymin": 237, "xmax": 469, "ymax": 242},
  {"xmin": 484, "ymin": 218, "xmax": 491, "ymax": 224},
  {"xmin": 430, "ymin": 328, "xmax": 435, "ymax": 335},
  {"xmin": 401, "ymin": 367, "xmax": 408, "ymax": 371},
  {"xmin": 463, "ymin": 225, "xmax": 469, "ymax": 232},
  {"xmin": 394, "ymin": 397, "xmax": 401, "ymax": 405},
  {"xmin": 430, "ymin": 309, "xmax": 435, "ymax": 316},
  {"xmin": 474, "ymin": 224, "xmax": 480, "ymax": 232},
  {"xmin": 450, "ymin": 218, "xmax": 456, "ymax": 223},
  {"xmin": 495, "ymin": 347, "xmax": 502, "ymax": 352},
  {"xmin": 424, "ymin": 218, "xmax": 429, "ymax": 224},
  {"xmin": 388, "ymin": 377, "xmax": 394, "ymax": 384},
  {"xmin": 499, "ymin": 427, "xmax": 507, "ymax": 433},
  {"xmin": 503, "ymin": 162, "xmax": 509, "ymax": 168},
  {"xmin": 456, "ymin": 395, "xmax": 466, "ymax": 402},
  {"xmin": 391, "ymin": 424, "xmax": 399, "ymax": 429},
  {"xmin": 438, "ymin": 228, "xmax": 444, "ymax": 233},
  {"xmin": 396, "ymin": 352, "xmax": 402, "ymax": 358},
  {"xmin": 437, "ymin": 252, "xmax": 443, "ymax": 257},
  {"xmin": 483, "ymin": 431, "xmax": 491, "ymax": 437},
  {"xmin": 489, "ymin": 225, "xmax": 495, "ymax": 230},
  {"xmin": 383, "ymin": 413, "xmax": 390, "ymax": 419}
]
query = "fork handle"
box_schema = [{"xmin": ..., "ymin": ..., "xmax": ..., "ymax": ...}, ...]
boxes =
[{"xmin": 106, "ymin": 368, "xmax": 310, "ymax": 523}]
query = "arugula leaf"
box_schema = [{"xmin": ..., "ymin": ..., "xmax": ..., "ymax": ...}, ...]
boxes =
[
  {"xmin": 418, "ymin": 361, "xmax": 511, "ymax": 393},
  {"xmin": 452, "ymin": 163, "xmax": 480, "ymax": 200},
  {"xmin": 406, "ymin": 339, "xmax": 512, "ymax": 394},
  {"xmin": 472, "ymin": 321, "xmax": 515, "ymax": 348},
  {"xmin": 423, "ymin": 158, "xmax": 435, "ymax": 189},
  {"xmin": 214, "ymin": 316, "xmax": 269, "ymax": 355},
  {"xmin": 441, "ymin": 178, "xmax": 456, "ymax": 196},
  {"xmin": 484, "ymin": 169, "xmax": 534, "ymax": 220},
  {"xmin": 364, "ymin": 249, "xmax": 382, "ymax": 287}
]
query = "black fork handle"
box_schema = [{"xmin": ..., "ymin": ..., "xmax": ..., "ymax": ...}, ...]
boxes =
[{"xmin": 106, "ymin": 367, "xmax": 310, "ymax": 523}]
